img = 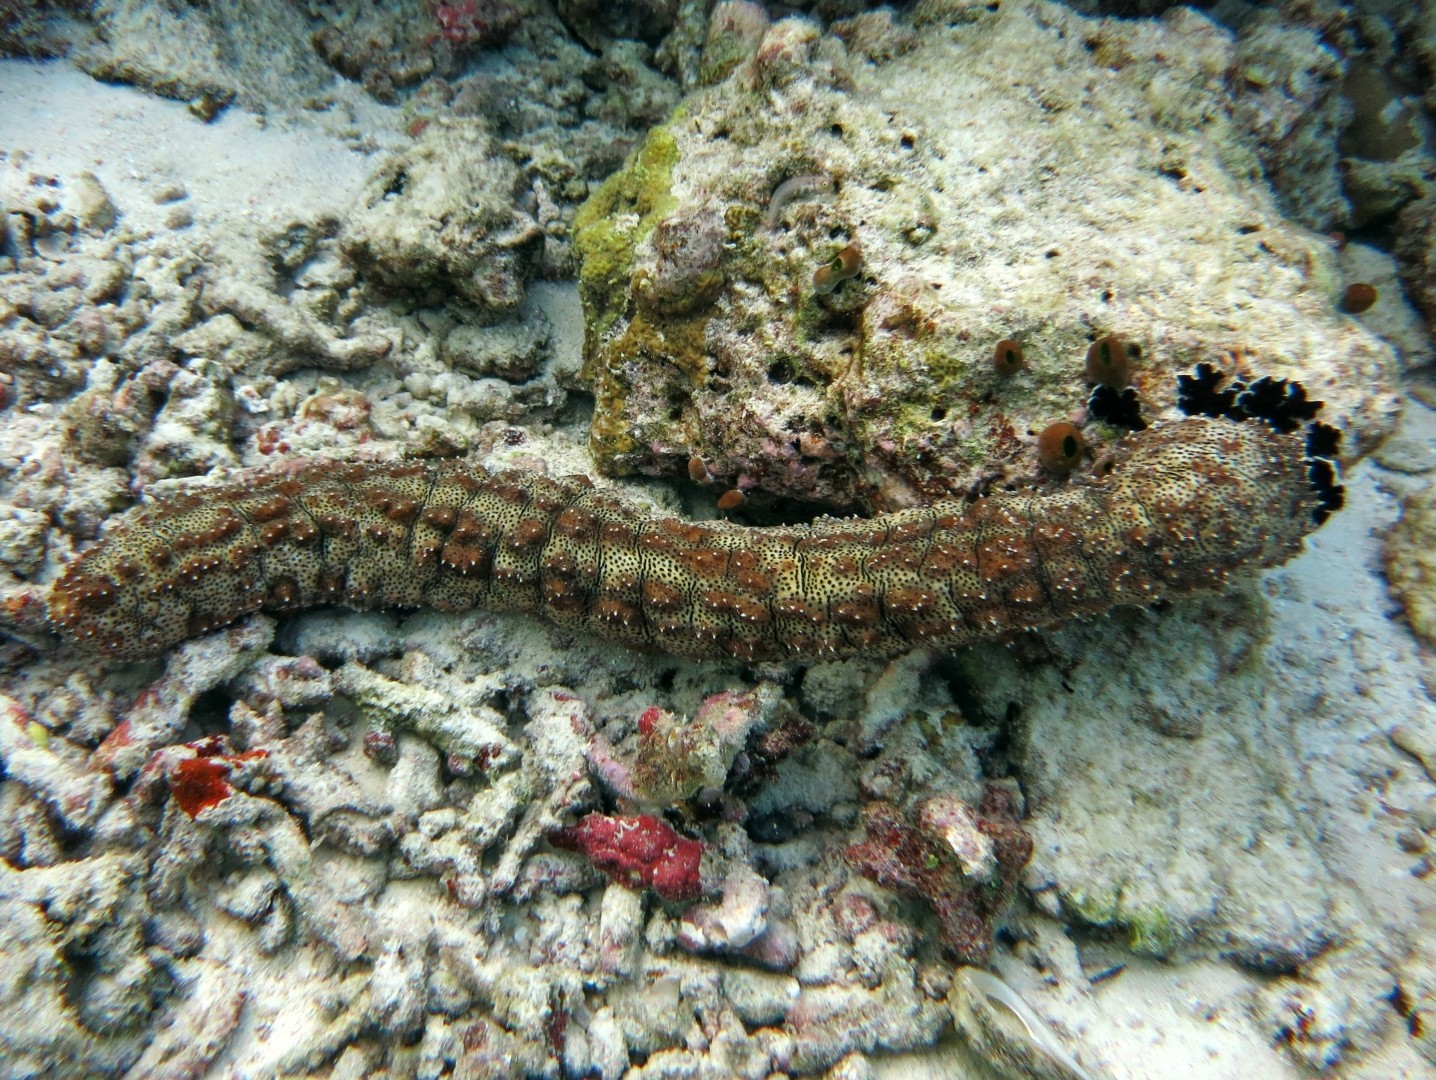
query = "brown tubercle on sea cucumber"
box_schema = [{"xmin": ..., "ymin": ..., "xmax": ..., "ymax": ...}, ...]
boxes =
[{"xmin": 49, "ymin": 413, "xmax": 1329, "ymax": 664}]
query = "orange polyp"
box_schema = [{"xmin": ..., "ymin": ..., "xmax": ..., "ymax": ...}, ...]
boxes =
[
  {"xmin": 1085, "ymin": 334, "xmax": 1130, "ymax": 388},
  {"xmin": 993, "ymin": 338, "xmax": 1025, "ymax": 376},
  {"xmin": 1037, "ymin": 422, "xmax": 1085, "ymax": 473}
]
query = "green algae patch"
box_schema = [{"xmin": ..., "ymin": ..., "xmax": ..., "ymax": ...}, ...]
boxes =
[
  {"xmin": 1064, "ymin": 887, "xmax": 1121, "ymax": 928},
  {"xmin": 1064, "ymin": 888, "xmax": 1187, "ymax": 959},
  {"xmin": 589, "ymin": 310, "xmax": 712, "ymax": 471},
  {"xmin": 1124, "ymin": 905, "xmax": 1185, "ymax": 958},
  {"xmin": 573, "ymin": 124, "xmax": 681, "ymax": 362}
]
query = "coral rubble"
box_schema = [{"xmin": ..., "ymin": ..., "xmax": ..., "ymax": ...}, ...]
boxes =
[
  {"xmin": 845, "ymin": 786, "xmax": 1032, "ymax": 965},
  {"xmin": 1386, "ymin": 481, "xmax": 1436, "ymax": 647}
]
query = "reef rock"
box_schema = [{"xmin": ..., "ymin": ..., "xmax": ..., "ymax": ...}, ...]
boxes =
[
  {"xmin": 573, "ymin": 1, "xmax": 1398, "ymax": 511},
  {"xmin": 341, "ymin": 118, "xmax": 543, "ymax": 319},
  {"xmin": 1387, "ymin": 480, "xmax": 1436, "ymax": 647}
]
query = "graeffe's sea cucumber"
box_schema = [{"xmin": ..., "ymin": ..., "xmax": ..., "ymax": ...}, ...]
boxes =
[{"xmin": 49, "ymin": 414, "xmax": 1327, "ymax": 663}]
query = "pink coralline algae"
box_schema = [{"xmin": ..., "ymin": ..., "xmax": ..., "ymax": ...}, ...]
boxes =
[
  {"xmin": 432, "ymin": 0, "xmax": 520, "ymax": 48},
  {"xmin": 549, "ymin": 812, "xmax": 706, "ymax": 902},
  {"xmin": 844, "ymin": 784, "xmax": 1033, "ymax": 965},
  {"xmin": 630, "ymin": 685, "xmax": 787, "ymax": 804}
]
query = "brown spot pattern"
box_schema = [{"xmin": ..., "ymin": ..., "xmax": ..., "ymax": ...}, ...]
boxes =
[{"xmin": 48, "ymin": 419, "xmax": 1319, "ymax": 662}]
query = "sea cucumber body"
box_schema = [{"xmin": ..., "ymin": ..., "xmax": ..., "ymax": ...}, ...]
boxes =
[{"xmin": 48, "ymin": 418, "xmax": 1316, "ymax": 663}]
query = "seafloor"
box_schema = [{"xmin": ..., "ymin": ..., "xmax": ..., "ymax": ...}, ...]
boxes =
[{"xmin": 2, "ymin": 2, "xmax": 1436, "ymax": 1078}]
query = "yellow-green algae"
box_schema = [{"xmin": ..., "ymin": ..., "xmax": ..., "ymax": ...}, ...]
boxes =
[
  {"xmin": 1065, "ymin": 888, "xmax": 1186, "ymax": 958},
  {"xmin": 572, "ymin": 122, "xmax": 684, "ymax": 467},
  {"xmin": 573, "ymin": 122, "xmax": 682, "ymax": 358}
]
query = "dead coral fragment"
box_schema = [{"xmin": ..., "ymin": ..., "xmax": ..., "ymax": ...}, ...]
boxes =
[
  {"xmin": 1037, "ymin": 422, "xmax": 1085, "ymax": 473},
  {"xmin": 1385, "ymin": 484, "xmax": 1436, "ymax": 647},
  {"xmin": 432, "ymin": 0, "xmax": 522, "ymax": 50},
  {"xmin": 631, "ymin": 685, "xmax": 784, "ymax": 804},
  {"xmin": 549, "ymin": 812, "xmax": 707, "ymax": 902},
  {"xmin": 845, "ymin": 785, "xmax": 1032, "ymax": 964}
]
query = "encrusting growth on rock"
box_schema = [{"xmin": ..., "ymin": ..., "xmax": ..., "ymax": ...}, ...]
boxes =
[
  {"xmin": 845, "ymin": 785, "xmax": 1032, "ymax": 965},
  {"xmin": 992, "ymin": 338, "xmax": 1026, "ymax": 377},
  {"xmin": 49, "ymin": 381, "xmax": 1336, "ymax": 664},
  {"xmin": 1036, "ymin": 422, "xmax": 1086, "ymax": 474},
  {"xmin": 547, "ymin": 812, "xmax": 706, "ymax": 902},
  {"xmin": 1084, "ymin": 334, "xmax": 1131, "ymax": 389}
]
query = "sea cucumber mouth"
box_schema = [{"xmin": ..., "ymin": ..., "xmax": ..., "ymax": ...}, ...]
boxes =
[{"xmin": 1177, "ymin": 362, "xmax": 1345, "ymax": 524}]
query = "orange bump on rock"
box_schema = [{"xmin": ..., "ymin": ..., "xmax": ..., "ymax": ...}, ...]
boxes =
[
  {"xmin": 1085, "ymin": 334, "xmax": 1130, "ymax": 388},
  {"xmin": 1037, "ymin": 422, "xmax": 1085, "ymax": 473},
  {"xmin": 993, "ymin": 338, "xmax": 1025, "ymax": 376},
  {"xmin": 1339, "ymin": 282, "xmax": 1378, "ymax": 314}
]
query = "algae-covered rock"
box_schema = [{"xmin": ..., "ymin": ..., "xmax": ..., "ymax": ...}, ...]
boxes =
[
  {"xmin": 1228, "ymin": 8, "xmax": 1350, "ymax": 232},
  {"xmin": 573, "ymin": 2, "xmax": 1399, "ymax": 511},
  {"xmin": 341, "ymin": 118, "xmax": 543, "ymax": 320},
  {"xmin": 73, "ymin": 0, "xmax": 332, "ymax": 112},
  {"xmin": 1386, "ymin": 482, "xmax": 1436, "ymax": 647}
]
